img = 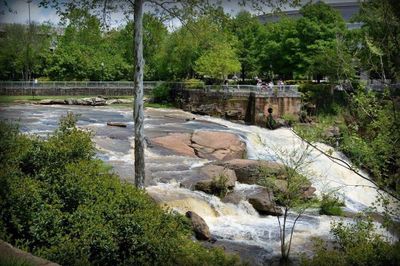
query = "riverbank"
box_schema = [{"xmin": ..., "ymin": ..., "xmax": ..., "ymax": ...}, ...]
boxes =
[{"xmin": 0, "ymin": 103, "xmax": 397, "ymax": 265}]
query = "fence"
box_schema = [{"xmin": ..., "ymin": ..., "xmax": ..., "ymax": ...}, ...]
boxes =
[{"xmin": 0, "ymin": 81, "xmax": 301, "ymax": 97}]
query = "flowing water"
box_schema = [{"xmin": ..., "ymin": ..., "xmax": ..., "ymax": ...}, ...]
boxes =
[{"xmin": 0, "ymin": 104, "xmax": 396, "ymax": 264}]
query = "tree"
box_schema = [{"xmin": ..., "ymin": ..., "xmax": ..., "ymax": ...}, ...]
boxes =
[
  {"xmin": 44, "ymin": 9, "xmax": 130, "ymax": 81},
  {"xmin": 157, "ymin": 11, "xmax": 235, "ymax": 80},
  {"xmin": 38, "ymin": 0, "xmax": 300, "ymax": 188},
  {"xmin": 296, "ymin": 1, "xmax": 347, "ymax": 81},
  {"xmin": 353, "ymin": 0, "xmax": 400, "ymax": 83},
  {"xmin": 0, "ymin": 23, "xmax": 52, "ymax": 80},
  {"xmin": 194, "ymin": 41, "xmax": 241, "ymax": 81},
  {"xmin": 229, "ymin": 11, "xmax": 262, "ymax": 81},
  {"xmin": 256, "ymin": 17, "xmax": 300, "ymax": 80},
  {"xmin": 259, "ymin": 144, "xmax": 315, "ymax": 264}
]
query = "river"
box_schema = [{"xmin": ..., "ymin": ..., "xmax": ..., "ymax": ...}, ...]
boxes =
[{"xmin": 0, "ymin": 104, "xmax": 396, "ymax": 265}]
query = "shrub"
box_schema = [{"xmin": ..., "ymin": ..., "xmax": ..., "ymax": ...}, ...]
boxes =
[
  {"xmin": 282, "ymin": 113, "xmax": 298, "ymax": 127},
  {"xmin": 151, "ymin": 82, "xmax": 171, "ymax": 103},
  {"xmin": 0, "ymin": 115, "xmax": 240, "ymax": 266},
  {"xmin": 302, "ymin": 215, "xmax": 400, "ymax": 266},
  {"xmin": 183, "ymin": 78, "xmax": 205, "ymax": 89},
  {"xmin": 319, "ymin": 194, "xmax": 345, "ymax": 216}
]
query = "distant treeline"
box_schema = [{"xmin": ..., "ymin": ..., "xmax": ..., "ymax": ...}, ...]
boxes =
[{"xmin": 0, "ymin": 0, "xmax": 398, "ymax": 84}]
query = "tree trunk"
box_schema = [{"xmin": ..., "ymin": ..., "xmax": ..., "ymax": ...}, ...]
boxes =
[{"xmin": 133, "ymin": 0, "xmax": 145, "ymax": 189}]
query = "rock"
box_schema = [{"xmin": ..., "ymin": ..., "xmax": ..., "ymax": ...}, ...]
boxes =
[
  {"xmin": 185, "ymin": 211, "xmax": 211, "ymax": 241},
  {"xmin": 221, "ymin": 190, "xmax": 245, "ymax": 204},
  {"xmin": 193, "ymin": 165, "xmax": 237, "ymax": 195},
  {"xmin": 190, "ymin": 103, "xmax": 223, "ymax": 116},
  {"xmin": 151, "ymin": 133, "xmax": 196, "ymax": 157},
  {"xmin": 150, "ymin": 131, "xmax": 246, "ymax": 161},
  {"xmin": 273, "ymin": 179, "xmax": 288, "ymax": 194},
  {"xmin": 302, "ymin": 186, "xmax": 316, "ymax": 199},
  {"xmin": 77, "ymin": 98, "xmax": 93, "ymax": 105},
  {"xmin": 107, "ymin": 122, "xmax": 128, "ymax": 127},
  {"xmin": 38, "ymin": 99, "xmax": 66, "ymax": 105},
  {"xmin": 191, "ymin": 131, "xmax": 246, "ymax": 161},
  {"xmin": 247, "ymin": 188, "xmax": 282, "ymax": 216},
  {"xmin": 218, "ymin": 159, "xmax": 283, "ymax": 184},
  {"xmin": 79, "ymin": 97, "xmax": 106, "ymax": 106},
  {"xmin": 275, "ymin": 118, "xmax": 287, "ymax": 128},
  {"xmin": 92, "ymin": 97, "xmax": 107, "ymax": 106},
  {"xmin": 225, "ymin": 109, "xmax": 242, "ymax": 120},
  {"xmin": 0, "ymin": 239, "xmax": 60, "ymax": 266},
  {"xmin": 323, "ymin": 126, "xmax": 340, "ymax": 138},
  {"xmin": 106, "ymin": 98, "xmax": 132, "ymax": 105}
]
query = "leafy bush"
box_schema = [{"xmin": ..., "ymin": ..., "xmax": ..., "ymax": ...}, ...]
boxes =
[
  {"xmin": 183, "ymin": 78, "xmax": 205, "ymax": 89},
  {"xmin": 151, "ymin": 82, "xmax": 171, "ymax": 103},
  {"xmin": 319, "ymin": 194, "xmax": 345, "ymax": 216},
  {"xmin": 302, "ymin": 215, "xmax": 400, "ymax": 266},
  {"xmin": 282, "ymin": 113, "xmax": 298, "ymax": 127},
  {"xmin": 0, "ymin": 114, "xmax": 240, "ymax": 266}
]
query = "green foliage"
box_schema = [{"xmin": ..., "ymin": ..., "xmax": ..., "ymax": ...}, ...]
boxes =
[
  {"xmin": 296, "ymin": 87, "xmax": 399, "ymax": 198},
  {"xmin": 319, "ymin": 194, "xmax": 345, "ymax": 216},
  {"xmin": 299, "ymin": 82, "xmax": 348, "ymax": 115},
  {"xmin": 194, "ymin": 42, "xmax": 241, "ymax": 81},
  {"xmin": 183, "ymin": 79, "xmax": 205, "ymax": 89},
  {"xmin": 353, "ymin": 0, "xmax": 400, "ymax": 81},
  {"xmin": 282, "ymin": 113, "xmax": 298, "ymax": 127},
  {"xmin": 0, "ymin": 115, "xmax": 239, "ymax": 265},
  {"xmin": 212, "ymin": 175, "xmax": 230, "ymax": 198},
  {"xmin": 302, "ymin": 215, "xmax": 400, "ymax": 265},
  {"xmin": 151, "ymin": 83, "xmax": 171, "ymax": 103},
  {"xmin": 0, "ymin": 23, "xmax": 52, "ymax": 80},
  {"xmin": 229, "ymin": 11, "xmax": 262, "ymax": 80}
]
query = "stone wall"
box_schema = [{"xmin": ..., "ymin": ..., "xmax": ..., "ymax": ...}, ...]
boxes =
[{"xmin": 172, "ymin": 89, "xmax": 301, "ymax": 126}]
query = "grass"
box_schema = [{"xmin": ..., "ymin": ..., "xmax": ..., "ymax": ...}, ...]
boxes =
[{"xmin": 0, "ymin": 95, "xmax": 175, "ymax": 109}]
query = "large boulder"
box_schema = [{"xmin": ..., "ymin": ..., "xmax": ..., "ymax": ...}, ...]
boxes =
[
  {"xmin": 247, "ymin": 188, "xmax": 282, "ymax": 216},
  {"xmin": 150, "ymin": 131, "xmax": 246, "ymax": 161},
  {"xmin": 193, "ymin": 165, "xmax": 236, "ymax": 195},
  {"xmin": 151, "ymin": 133, "xmax": 196, "ymax": 157},
  {"xmin": 185, "ymin": 211, "xmax": 211, "ymax": 241},
  {"xmin": 191, "ymin": 131, "xmax": 246, "ymax": 161},
  {"xmin": 218, "ymin": 159, "xmax": 283, "ymax": 184}
]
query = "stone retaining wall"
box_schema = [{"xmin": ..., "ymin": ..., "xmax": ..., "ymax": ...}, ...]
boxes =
[{"xmin": 172, "ymin": 89, "xmax": 301, "ymax": 125}]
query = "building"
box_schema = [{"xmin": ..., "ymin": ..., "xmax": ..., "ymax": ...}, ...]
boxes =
[{"xmin": 258, "ymin": 1, "xmax": 362, "ymax": 29}]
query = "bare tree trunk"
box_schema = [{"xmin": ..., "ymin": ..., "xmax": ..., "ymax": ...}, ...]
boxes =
[{"xmin": 133, "ymin": 0, "xmax": 145, "ymax": 189}]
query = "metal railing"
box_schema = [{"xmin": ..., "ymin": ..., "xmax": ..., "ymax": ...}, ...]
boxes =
[
  {"xmin": 0, "ymin": 81, "xmax": 301, "ymax": 97},
  {"xmin": 0, "ymin": 81, "xmax": 160, "ymax": 88}
]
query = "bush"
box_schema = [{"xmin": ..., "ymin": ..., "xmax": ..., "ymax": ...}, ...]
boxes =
[
  {"xmin": 282, "ymin": 113, "xmax": 298, "ymax": 127},
  {"xmin": 183, "ymin": 78, "xmax": 205, "ymax": 89},
  {"xmin": 151, "ymin": 82, "xmax": 171, "ymax": 103},
  {"xmin": 0, "ymin": 115, "xmax": 240, "ymax": 266},
  {"xmin": 302, "ymin": 215, "xmax": 400, "ymax": 266},
  {"xmin": 319, "ymin": 194, "xmax": 345, "ymax": 216}
]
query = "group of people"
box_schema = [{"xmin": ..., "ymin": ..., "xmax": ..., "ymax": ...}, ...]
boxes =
[{"xmin": 256, "ymin": 78, "xmax": 285, "ymax": 91}]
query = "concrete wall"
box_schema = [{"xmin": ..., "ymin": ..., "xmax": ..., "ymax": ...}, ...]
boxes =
[{"xmin": 172, "ymin": 89, "xmax": 301, "ymax": 126}]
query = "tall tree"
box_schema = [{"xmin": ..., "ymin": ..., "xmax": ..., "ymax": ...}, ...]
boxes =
[
  {"xmin": 230, "ymin": 11, "xmax": 262, "ymax": 81},
  {"xmin": 0, "ymin": 23, "xmax": 52, "ymax": 80},
  {"xmin": 38, "ymin": 0, "xmax": 299, "ymax": 188},
  {"xmin": 353, "ymin": 0, "xmax": 400, "ymax": 83}
]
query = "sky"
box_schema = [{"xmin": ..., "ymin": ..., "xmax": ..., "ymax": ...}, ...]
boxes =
[{"xmin": 0, "ymin": 0, "xmax": 358, "ymax": 28}]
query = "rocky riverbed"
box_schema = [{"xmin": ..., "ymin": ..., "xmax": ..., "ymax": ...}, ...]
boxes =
[{"xmin": 0, "ymin": 104, "xmax": 395, "ymax": 265}]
